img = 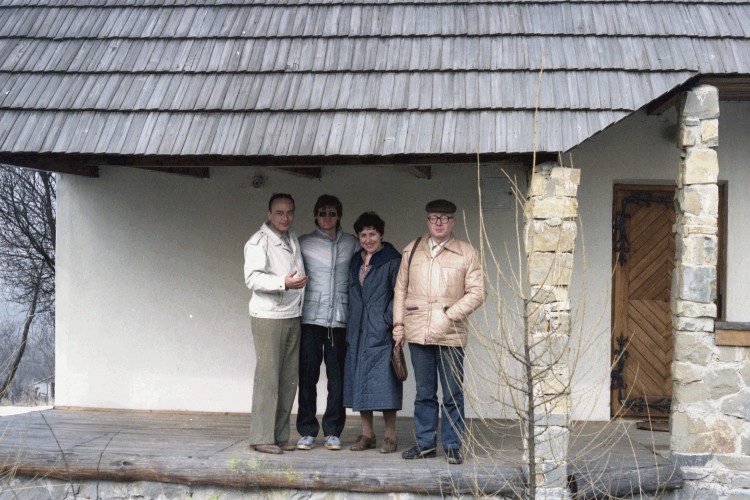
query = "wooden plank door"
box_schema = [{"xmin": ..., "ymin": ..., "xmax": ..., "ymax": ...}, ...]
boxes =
[{"xmin": 611, "ymin": 185, "xmax": 675, "ymax": 418}]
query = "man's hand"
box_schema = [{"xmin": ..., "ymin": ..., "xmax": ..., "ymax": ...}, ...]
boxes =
[{"xmin": 285, "ymin": 271, "xmax": 308, "ymax": 290}]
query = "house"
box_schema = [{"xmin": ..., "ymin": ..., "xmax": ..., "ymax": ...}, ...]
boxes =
[
  {"xmin": 0, "ymin": 0, "xmax": 747, "ymax": 497},
  {"xmin": 31, "ymin": 376, "xmax": 54, "ymax": 404}
]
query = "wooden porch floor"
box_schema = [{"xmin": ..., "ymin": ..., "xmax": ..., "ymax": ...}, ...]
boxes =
[{"xmin": 0, "ymin": 409, "xmax": 680, "ymax": 498}]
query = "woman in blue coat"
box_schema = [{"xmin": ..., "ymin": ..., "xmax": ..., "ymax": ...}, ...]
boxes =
[{"xmin": 344, "ymin": 212, "xmax": 403, "ymax": 454}]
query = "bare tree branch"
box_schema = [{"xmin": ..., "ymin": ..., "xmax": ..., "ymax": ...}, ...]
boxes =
[{"xmin": 0, "ymin": 165, "xmax": 56, "ymax": 399}]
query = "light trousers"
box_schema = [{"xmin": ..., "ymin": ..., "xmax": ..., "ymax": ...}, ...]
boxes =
[{"xmin": 248, "ymin": 316, "xmax": 301, "ymax": 446}]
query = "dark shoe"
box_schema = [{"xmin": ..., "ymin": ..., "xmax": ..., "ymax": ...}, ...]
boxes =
[
  {"xmin": 401, "ymin": 445, "xmax": 436, "ymax": 459},
  {"xmin": 446, "ymin": 448, "xmax": 464, "ymax": 464},
  {"xmin": 276, "ymin": 441, "xmax": 296, "ymax": 452},
  {"xmin": 253, "ymin": 444, "xmax": 283, "ymax": 454},
  {"xmin": 379, "ymin": 437, "xmax": 398, "ymax": 454},
  {"xmin": 350, "ymin": 434, "xmax": 376, "ymax": 451}
]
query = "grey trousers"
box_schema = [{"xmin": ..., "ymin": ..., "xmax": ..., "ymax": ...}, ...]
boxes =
[{"xmin": 248, "ymin": 316, "xmax": 301, "ymax": 446}]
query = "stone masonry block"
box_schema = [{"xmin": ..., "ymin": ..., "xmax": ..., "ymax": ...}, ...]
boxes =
[
  {"xmin": 525, "ymin": 220, "xmax": 577, "ymax": 253},
  {"xmin": 673, "ymin": 381, "xmax": 710, "ymax": 406},
  {"xmin": 534, "ymin": 365, "xmax": 570, "ymax": 395},
  {"xmin": 676, "ymin": 184, "xmax": 719, "ymax": 217},
  {"xmin": 677, "ymin": 213, "xmax": 719, "ymax": 227},
  {"xmin": 674, "ymin": 265, "xmax": 717, "ymax": 303},
  {"xmin": 681, "ymin": 149, "xmax": 719, "ymax": 185},
  {"xmin": 550, "ymin": 167, "xmax": 581, "ymax": 196},
  {"xmin": 526, "ymin": 197, "xmax": 579, "ymax": 220},
  {"xmin": 673, "ymin": 361, "xmax": 704, "ymax": 384},
  {"xmin": 705, "ymin": 366, "xmax": 743, "ymax": 399},
  {"xmin": 527, "ymin": 162, "xmax": 557, "ymax": 197},
  {"xmin": 671, "ymin": 298, "xmax": 717, "ymax": 319},
  {"xmin": 672, "ymin": 412, "xmax": 738, "ymax": 454},
  {"xmin": 535, "ymin": 426, "xmax": 569, "ymax": 462},
  {"xmin": 529, "ymin": 285, "xmax": 570, "ymax": 305},
  {"xmin": 528, "ymin": 302, "xmax": 571, "ymax": 331},
  {"xmin": 528, "ymin": 252, "xmax": 574, "ymax": 286},
  {"xmin": 740, "ymin": 361, "xmax": 750, "ymax": 385},
  {"xmin": 675, "ymin": 233, "xmax": 719, "ymax": 267},
  {"xmin": 673, "ymin": 330, "xmax": 715, "ymax": 364},
  {"xmin": 525, "ymin": 461, "xmax": 568, "ymax": 489},
  {"xmin": 530, "ymin": 333, "xmax": 570, "ymax": 366},
  {"xmin": 681, "ymin": 85, "xmax": 720, "ymax": 120},
  {"xmin": 674, "ymin": 224, "xmax": 719, "ymax": 237},
  {"xmin": 673, "ymin": 315, "xmax": 715, "ymax": 332},
  {"xmin": 680, "ymin": 126, "xmax": 698, "ymax": 147},
  {"xmin": 701, "ymin": 118, "xmax": 719, "ymax": 147},
  {"xmin": 721, "ymin": 390, "xmax": 750, "ymax": 420}
]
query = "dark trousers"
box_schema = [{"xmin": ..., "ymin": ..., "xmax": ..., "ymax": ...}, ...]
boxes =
[{"xmin": 296, "ymin": 324, "xmax": 347, "ymax": 438}]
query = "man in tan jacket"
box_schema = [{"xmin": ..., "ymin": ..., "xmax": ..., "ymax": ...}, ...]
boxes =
[{"xmin": 393, "ymin": 199, "xmax": 485, "ymax": 465}]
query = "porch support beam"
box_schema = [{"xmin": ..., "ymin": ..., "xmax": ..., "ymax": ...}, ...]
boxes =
[
  {"xmin": 523, "ymin": 161, "xmax": 580, "ymax": 499},
  {"xmin": 670, "ymin": 86, "xmax": 728, "ymax": 472}
]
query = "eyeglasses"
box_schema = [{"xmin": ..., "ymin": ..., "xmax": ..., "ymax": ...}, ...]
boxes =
[
  {"xmin": 317, "ymin": 211, "xmax": 338, "ymax": 218},
  {"xmin": 427, "ymin": 215, "xmax": 454, "ymax": 224}
]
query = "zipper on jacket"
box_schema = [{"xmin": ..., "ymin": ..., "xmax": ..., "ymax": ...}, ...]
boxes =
[
  {"xmin": 327, "ymin": 236, "xmax": 338, "ymax": 326},
  {"xmin": 426, "ymin": 253, "xmax": 435, "ymax": 343}
]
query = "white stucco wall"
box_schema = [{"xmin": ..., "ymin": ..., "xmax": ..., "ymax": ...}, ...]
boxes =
[
  {"xmin": 56, "ymin": 101, "xmax": 749, "ymax": 420},
  {"xmin": 55, "ymin": 161, "xmax": 520, "ymax": 414}
]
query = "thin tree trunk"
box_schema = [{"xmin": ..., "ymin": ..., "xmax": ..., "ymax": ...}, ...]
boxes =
[{"xmin": 0, "ymin": 273, "xmax": 41, "ymax": 400}]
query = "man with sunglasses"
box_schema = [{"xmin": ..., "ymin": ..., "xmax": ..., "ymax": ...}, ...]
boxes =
[
  {"xmin": 393, "ymin": 199, "xmax": 485, "ymax": 465},
  {"xmin": 296, "ymin": 195, "xmax": 358, "ymax": 451}
]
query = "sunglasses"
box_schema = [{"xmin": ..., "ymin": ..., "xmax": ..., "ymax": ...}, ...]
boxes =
[{"xmin": 317, "ymin": 211, "xmax": 338, "ymax": 218}]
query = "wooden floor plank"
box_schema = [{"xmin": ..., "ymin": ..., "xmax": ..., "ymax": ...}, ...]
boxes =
[{"xmin": 0, "ymin": 409, "xmax": 680, "ymax": 496}]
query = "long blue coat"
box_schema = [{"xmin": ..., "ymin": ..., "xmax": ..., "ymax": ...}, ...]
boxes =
[{"xmin": 343, "ymin": 242, "xmax": 403, "ymax": 411}]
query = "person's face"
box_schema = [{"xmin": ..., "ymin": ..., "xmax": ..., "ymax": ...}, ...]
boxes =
[
  {"xmin": 316, "ymin": 205, "xmax": 339, "ymax": 232},
  {"xmin": 268, "ymin": 198, "xmax": 295, "ymax": 235},
  {"xmin": 358, "ymin": 227, "xmax": 382, "ymax": 254},
  {"xmin": 426, "ymin": 212, "xmax": 455, "ymax": 243}
]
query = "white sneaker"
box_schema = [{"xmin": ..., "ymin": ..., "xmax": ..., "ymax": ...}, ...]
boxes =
[
  {"xmin": 297, "ymin": 435, "xmax": 315, "ymax": 450},
  {"xmin": 325, "ymin": 435, "xmax": 342, "ymax": 450}
]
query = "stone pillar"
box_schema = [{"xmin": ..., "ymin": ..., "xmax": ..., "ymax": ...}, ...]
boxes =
[
  {"xmin": 524, "ymin": 162, "xmax": 580, "ymax": 499},
  {"xmin": 670, "ymin": 85, "xmax": 723, "ymax": 461}
]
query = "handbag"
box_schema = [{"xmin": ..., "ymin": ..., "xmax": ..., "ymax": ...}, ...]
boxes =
[
  {"xmin": 391, "ymin": 344, "xmax": 408, "ymax": 381},
  {"xmin": 390, "ymin": 237, "xmax": 419, "ymax": 382}
]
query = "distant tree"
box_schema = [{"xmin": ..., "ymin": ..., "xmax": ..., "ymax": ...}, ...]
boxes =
[{"xmin": 0, "ymin": 165, "xmax": 55, "ymax": 400}]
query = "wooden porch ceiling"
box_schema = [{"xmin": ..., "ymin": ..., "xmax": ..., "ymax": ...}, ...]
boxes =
[{"xmin": 0, "ymin": 409, "xmax": 681, "ymax": 497}]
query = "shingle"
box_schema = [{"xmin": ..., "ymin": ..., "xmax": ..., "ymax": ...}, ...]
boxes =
[{"xmin": 0, "ymin": 1, "xmax": 747, "ymax": 160}]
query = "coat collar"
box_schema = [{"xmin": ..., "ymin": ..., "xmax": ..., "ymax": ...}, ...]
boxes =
[
  {"xmin": 420, "ymin": 234, "xmax": 463, "ymax": 256},
  {"xmin": 261, "ymin": 222, "xmax": 297, "ymax": 247}
]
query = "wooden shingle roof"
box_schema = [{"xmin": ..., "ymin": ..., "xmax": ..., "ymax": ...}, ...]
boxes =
[{"xmin": 0, "ymin": 0, "xmax": 748, "ymax": 162}]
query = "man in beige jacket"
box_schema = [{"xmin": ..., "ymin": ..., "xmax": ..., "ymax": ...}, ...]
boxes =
[{"xmin": 393, "ymin": 199, "xmax": 485, "ymax": 465}]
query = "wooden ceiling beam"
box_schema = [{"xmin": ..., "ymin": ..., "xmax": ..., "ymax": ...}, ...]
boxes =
[
  {"xmin": 408, "ymin": 165, "xmax": 432, "ymax": 179},
  {"xmin": 138, "ymin": 167, "xmax": 210, "ymax": 178},
  {"xmin": 275, "ymin": 167, "xmax": 322, "ymax": 179}
]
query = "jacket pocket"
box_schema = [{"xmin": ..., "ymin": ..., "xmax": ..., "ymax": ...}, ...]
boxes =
[
  {"xmin": 430, "ymin": 302, "xmax": 452, "ymax": 334},
  {"xmin": 302, "ymin": 292, "xmax": 322, "ymax": 321},
  {"xmin": 439, "ymin": 265, "xmax": 465, "ymax": 297},
  {"xmin": 333, "ymin": 293, "xmax": 349, "ymax": 324}
]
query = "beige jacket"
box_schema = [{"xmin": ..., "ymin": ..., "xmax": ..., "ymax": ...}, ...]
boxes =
[{"xmin": 393, "ymin": 235, "xmax": 485, "ymax": 347}]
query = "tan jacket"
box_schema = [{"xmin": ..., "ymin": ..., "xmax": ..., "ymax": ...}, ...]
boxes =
[{"xmin": 393, "ymin": 235, "xmax": 485, "ymax": 347}]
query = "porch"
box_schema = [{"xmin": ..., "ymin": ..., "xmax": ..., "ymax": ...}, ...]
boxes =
[{"xmin": 0, "ymin": 409, "xmax": 680, "ymax": 498}]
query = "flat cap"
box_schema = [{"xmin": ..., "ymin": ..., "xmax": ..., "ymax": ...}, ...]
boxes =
[{"xmin": 425, "ymin": 199, "xmax": 457, "ymax": 213}]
